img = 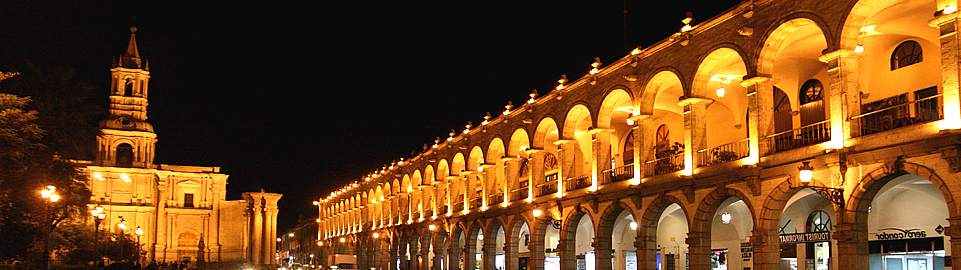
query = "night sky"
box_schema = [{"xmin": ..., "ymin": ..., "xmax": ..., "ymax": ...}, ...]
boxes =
[{"xmin": 0, "ymin": 0, "xmax": 741, "ymax": 232}]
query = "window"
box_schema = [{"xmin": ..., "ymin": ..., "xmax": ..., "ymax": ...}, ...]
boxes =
[
  {"xmin": 891, "ymin": 40, "xmax": 922, "ymax": 70},
  {"xmin": 184, "ymin": 193, "xmax": 195, "ymax": 208},
  {"xmin": 623, "ymin": 131, "xmax": 635, "ymax": 165},
  {"xmin": 124, "ymin": 78, "xmax": 134, "ymax": 96},
  {"xmin": 799, "ymin": 79, "xmax": 823, "ymax": 105},
  {"xmin": 116, "ymin": 143, "xmax": 133, "ymax": 167},
  {"xmin": 807, "ymin": 210, "xmax": 831, "ymax": 232}
]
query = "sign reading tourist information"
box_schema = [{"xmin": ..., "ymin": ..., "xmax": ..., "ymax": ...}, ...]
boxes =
[{"xmin": 779, "ymin": 231, "xmax": 831, "ymax": 244}]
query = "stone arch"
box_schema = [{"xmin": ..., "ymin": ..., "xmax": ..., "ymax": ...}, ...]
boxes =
[
  {"xmin": 559, "ymin": 205, "xmax": 596, "ymax": 270},
  {"xmin": 691, "ymin": 43, "xmax": 752, "ymax": 97},
  {"xmin": 640, "ymin": 67, "xmax": 686, "ymax": 115},
  {"xmin": 597, "ymin": 87, "xmax": 636, "ymax": 128},
  {"xmin": 561, "ymin": 102, "xmax": 595, "ymax": 139},
  {"xmin": 596, "ymin": 200, "xmax": 641, "ymax": 270},
  {"xmin": 638, "ymin": 194, "xmax": 690, "ymax": 270},
  {"xmin": 757, "ymin": 13, "xmax": 835, "ymax": 76},
  {"xmin": 532, "ymin": 115, "xmax": 560, "ymax": 149},
  {"xmin": 849, "ymin": 161, "xmax": 957, "ymax": 225},
  {"xmin": 507, "ymin": 127, "xmax": 532, "ymax": 157}
]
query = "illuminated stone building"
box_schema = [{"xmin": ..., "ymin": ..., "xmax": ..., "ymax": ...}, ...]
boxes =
[
  {"xmin": 76, "ymin": 28, "xmax": 283, "ymax": 266},
  {"xmin": 317, "ymin": 0, "xmax": 961, "ymax": 269}
]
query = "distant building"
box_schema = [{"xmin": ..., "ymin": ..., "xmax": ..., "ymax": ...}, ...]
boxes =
[
  {"xmin": 76, "ymin": 27, "xmax": 282, "ymax": 266},
  {"xmin": 278, "ymin": 217, "xmax": 321, "ymax": 267}
]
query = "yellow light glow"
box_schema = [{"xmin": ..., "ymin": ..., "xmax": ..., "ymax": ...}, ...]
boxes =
[
  {"xmin": 626, "ymin": 118, "xmax": 634, "ymax": 125},
  {"xmin": 50, "ymin": 194, "xmax": 60, "ymax": 202},
  {"xmin": 93, "ymin": 173, "xmax": 102, "ymax": 179},
  {"xmin": 630, "ymin": 177, "xmax": 640, "ymax": 185},
  {"xmin": 940, "ymin": 118, "xmax": 961, "ymax": 130},
  {"xmin": 680, "ymin": 24, "xmax": 692, "ymax": 32},
  {"xmin": 716, "ymin": 87, "xmax": 725, "ymax": 97},
  {"xmin": 682, "ymin": 168, "xmax": 693, "ymax": 176},
  {"xmin": 742, "ymin": 155, "xmax": 758, "ymax": 165},
  {"xmin": 589, "ymin": 68, "xmax": 599, "ymax": 75},
  {"xmin": 462, "ymin": 209, "xmax": 470, "ymax": 215},
  {"xmin": 946, "ymin": 5, "xmax": 958, "ymax": 14},
  {"xmin": 340, "ymin": 237, "xmax": 346, "ymax": 243},
  {"xmin": 533, "ymin": 209, "xmax": 542, "ymax": 217},
  {"xmin": 631, "ymin": 48, "xmax": 641, "ymax": 55},
  {"xmin": 854, "ymin": 45, "xmax": 864, "ymax": 53},
  {"xmin": 629, "ymin": 221, "xmax": 637, "ymax": 230},
  {"xmin": 429, "ymin": 224, "xmax": 436, "ymax": 231},
  {"xmin": 373, "ymin": 232, "xmax": 379, "ymax": 238}
]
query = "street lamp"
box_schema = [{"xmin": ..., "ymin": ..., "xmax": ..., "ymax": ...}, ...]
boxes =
[
  {"xmin": 118, "ymin": 216, "xmax": 127, "ymax": 261},
  {"xmin": 91, "ymin": 206, "xmax": 105, "ymax": 262},
  {"xmin": 39, "ymin": 185, "xmax": 59, "ymax": 270},
  {"xmin": 135, "ymin": 226, "xmax": 143, "ymax": 263}
]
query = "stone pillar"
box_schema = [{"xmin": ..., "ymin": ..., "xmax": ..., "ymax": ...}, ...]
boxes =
[
  {"xmin": 243, "ymin": 191, "xmax": 283, "ymax": 266},
  {"xmin": 741, "ymin": 76, "xmax": 777, "ymax": 158},
  {"xmin": 528, "ymin": 221, "xmax": 546, "ymax": 270},
  {"xmin": 421, "ymin": 236, "xmax": 431, "ymax": 270},
  {"xmin": 628, "ymin": 115, "xmax": 653, "ymax": 181},
  {"xmin": 591, "ymin": 128, "xmax": 613, "ymax": 190},
  {"xmin": 932, "ymin": 13, "xmax": 961, "ymax": 129},
  {"xmin": 432, "ymin": 234, "xmax": 444, "ymax": 270},
  {"xmin": 503, "ymin": 232, "xmax": 517, "ymax": 270},
  {"xmin": 554, "ymin": 140, "xmax": 577, "ymax": 195},
  {"xmin": 557, "ymin": 238, "xmax": 576, "ymax": 270},
  {"xmin": 634, "ymin": 236, "xmax": 655, "ymax": 270},
  {"xmin": 748, "ymin": 229, "xmax": 779, "ymax": 270},
  {"xmin": 833, "ymin": 222, "xmax": 867, "ymax": 270},
  {"xmin": 390, "ymin": 238, "xmax": 399, "ymax": 270},
  {"xmin": 678, "ymin": 97, "xmax": 712, "ymax": 172},
  {"xmin": 502, "ymin": 157, "xmax": 522, "ymax": 205},
  {"xmin": 593, "ymin": 236, "xmax": 613, "ymax": 270},
  {"xmin": 243, "ymin": 193, "xmax": 264, "ymax": 264},
  {"xmin": 818, "ymin": 49, "xmax": 859, "ymax": 144},
  {"xmin": 464, "ymin": 232, "xmax": 478, "ymax": 270},
  {"xmin": 526, "ymin": 150, "xmax": 546, "ymax": 201},
  {"xmin": 686, "ymin": 231, "xmax": 710, "ymax": 270},
  {"xmin": 448, "ymin": 237, "xmax": 462, "ymax": 270},
  {"xmin": 482, "ymin": 232, "xmax": 496, "ymax": 270}
]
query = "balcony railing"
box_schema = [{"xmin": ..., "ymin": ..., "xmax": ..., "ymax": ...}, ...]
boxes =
[
  {"xmin": 536, "ymin": 182, "xmax": 555, "ymax": 197},
  {"xmin": 411, "ymin": 212, "xmax": 420, "ymax": 220},
  {"xmin": 642, "ymin": 153, "xmax": 684, "ymax": 176},
  {"xmin": 563, "ymin": 174, "xmax": 592, "ymax": 191},
  {"xmin": 438, "ymin": 205, "xmax": 448, "ymax": 214},
  {"xmin": 424, "ymin": 210, "xmax": 433, "ymax": 218},
  {"xmin": 510, "ymin": 188, "xmax": 529, "ymax": 201},
  {"xmin": 599, "ymin": 163, "xmax": 634, "ymax": 185},
  {"xmin": 853, "ymin": 94, "xmax": 942, "ymax": 137},
  {"xmin": 469, "ymin": 197, "xmax": 482, "ymax": 209},
  {"xmin": 768, "ymin": 120, "xmax": 831, "ymax": 153},
  {"xmin": 452, "ymin": 202, "xmax": 464, "ymax": 213},
  {"xmin": 489, "ymin": 194, "xmax": 504, "ymax": 205},
  {"xmin": 696, "ymin": 139, "xmax": 750, "ymax": 167}
]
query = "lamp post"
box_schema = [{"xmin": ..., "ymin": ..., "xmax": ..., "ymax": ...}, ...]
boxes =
[
  {"xmin": 798, "ymin": 161, "xmax": 846, "ymax": 209},
  {"xmin": 91, "ymin": 206, "xmax": 105, "ymax": 263},
  {"xmin": 135, "ymin": 226, "xmax": 143, "ymax": 264},
  {"xmin": 118, "ymin": 216, "xmax": 127, "ymax": 261},
  {"xmin": 39, "ymin": 185, "xmax": 59, "ymax": 270}
]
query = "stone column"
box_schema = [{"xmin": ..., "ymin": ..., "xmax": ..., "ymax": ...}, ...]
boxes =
[
  {"xmin": 464, "ymin": 232, "xmax": 478, "ymax": 270},
  {"xmin": 591, "ymin": 128, "xmax": 613, "ymax": 189},
  {"xmin": 528, "ymin": 221, "xmax": 546, "ymax": 270},
  {"xmin": 390, "ymin": 237, "xmax": 399, "ymax": 270},
  {"xmin": 448, "ymin": 237, "xmax": 461, "ymax": 270},
  {"xmin": 748, "ymin": 228, "xmax": 779, "ymax": 270},
  {"xmin": 678, "ymin": 97, "xmax": 712, "ymax": 172},
  {"xmin": 243, "ymin": 193, "xmax": 264, "ymax": 264},
  {"xmin": 432, "ymin": 233, "xmax": 444, "ymax": 270},
  {"xmin": 502, "ymin": 157, "xmax": 522, "ymax": 205},
  {"xmin": 932, "ymin": 13, "xmax": 961, "ymax": 129},
  {"xmin": 557, "ymin": 238, "xmax": 575, "ymax": 270},
  {"xmin": 627, "ymin": 115, "xmax": 652, "ymax": 181},
  {"xmin": 634, "ymin": 236, "xmax": 655, "ymax": 270},
  {"xmin": 503, "ymin": 232, "xmax": 517, "ymax": 270},
  {"xmin": 686, "ymin": 231, "xmax": 710, "ymax": 270},
  {"xmin": 741, "ymin": 76, "xmax": 777, "ymax": 158},
  {"xmin": 526, "ymin": 150, "xmax": 546, "ymax": 201},
  {"xmin": 482, "ymin": 232, "xmax": 496, "ymax": 270},
  {"xmin": 593, "ymin": 236, "xmax": 613, "ymax": 270},
  {"xmin": 554, "ymin": 140, "xmax": 577, "ymax": 195},
  {"xmin": 833, "ymin": 222, "xmax": 867, "ymax": 270},
  {"xmin": 421, "ymin": 235, "xmax": 431, "ymax": 270},
  {"xmin": 818, "ymin": 49, "xmax": 859, "ymax": 144}
]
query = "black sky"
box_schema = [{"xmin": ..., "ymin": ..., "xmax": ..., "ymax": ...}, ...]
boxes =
[{"xmin": 0, "ymin": 0, "xmax": 741, "ymax": 232}]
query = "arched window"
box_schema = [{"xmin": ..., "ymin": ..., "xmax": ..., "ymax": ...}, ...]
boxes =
[
  {"xmin": 807, "ymin": 210, "xmax": 832, "ymax": 232},
  {"xmin": 799, "ymin": 79, "xmax": 826, "ymax": 127},
  {"xmin": 124, "ymin": 78, "xmax": 133, "ymax": 96},
  {"xmin": 891, "ymin": 40, "xmax": 923, "ymax": 70},
  {"xmin": 116, "ymin": 143, "xmax": 133, "ymax": 167},
  {"xmin": 799, "ymin": 79, "xmax": 823, "ymax": 105}
]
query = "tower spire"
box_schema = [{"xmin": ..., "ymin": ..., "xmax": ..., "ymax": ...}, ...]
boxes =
[{"xmin": 120, "ymin": 27, "xmax": 142, "ymax": 69}]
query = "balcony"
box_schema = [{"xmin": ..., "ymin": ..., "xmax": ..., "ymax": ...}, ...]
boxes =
[
  {"xmin": 599, "ymin": 163, "xmax": 634, "ymax": 185},
  {"xmin": 510, "ymin": 188, "xmax": 529, "ymax": 201},
  {"xmin": 563, "ymin": 174, "xmax": 592, "ymax": 191},
  {"xmin": 642, "ymin": 153, "xmax": 684, "ymax": 176},
  {"xmin": 853, "ymin": 93, "xmax": 941, "ymax": 137},
  {"xmin": 535, "ymin": 182, "xmax": 555, "ymax": 197},
  {"xmin": 438, "ymin": 205, "xmax": 448, "ymax": 214},
  {"xmin": 452, "ymin": 202, "xmax": 464, "ymax": 213},
  {"xmin": 469, "ymin": 197, "xmax": 482, "ymax": 209},
  {"xmin": 424, "ymin": 210, "xmax": 433, "ymax": 218},
  {"xmin": 412, "ymin": 212, "xmax": 420, "ymax": 220},
  {"xmin": 696, "ymin": 139, "xmax": 749, "ymax": 167},
  {"xmin": 768, "ymin": 120, "xmax": 831, "ymax": 152},
  {"xmin": 489, "ymin": 194, "xmax": 504, "ymax": 205}
]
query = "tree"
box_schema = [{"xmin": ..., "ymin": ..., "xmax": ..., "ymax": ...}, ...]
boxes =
[{"xmin": 0, "ymin": 73, "xmax": 92, "ymax": 267}]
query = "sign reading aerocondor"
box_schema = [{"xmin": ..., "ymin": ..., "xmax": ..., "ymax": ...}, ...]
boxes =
[{"xmin": 779, "ymin": 231, "xmax": 831, "ymax": 244}]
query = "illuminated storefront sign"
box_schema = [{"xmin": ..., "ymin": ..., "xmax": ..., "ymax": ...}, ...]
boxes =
[{"xmin": 779, "ymin": 231, "xmax": 831, "ymax": 244}]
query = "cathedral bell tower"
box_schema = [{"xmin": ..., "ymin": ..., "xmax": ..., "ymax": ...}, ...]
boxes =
[{"xmin": 97, "ymin": 27, "xmax": 157, "ymax": 167}]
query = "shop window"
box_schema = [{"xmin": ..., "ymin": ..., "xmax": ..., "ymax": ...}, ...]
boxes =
[{"xmin": 891, "ymin": 40, "xmax": 922, "ymax": 70}]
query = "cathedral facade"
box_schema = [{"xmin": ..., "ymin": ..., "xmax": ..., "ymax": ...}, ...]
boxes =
[
  {"xmin": 76, "ymin": 28, "xmax": 282, "ymax": 266},
  {"xmin": 317, "ymin": 0, "xmax": 961, "ymax": 270}
]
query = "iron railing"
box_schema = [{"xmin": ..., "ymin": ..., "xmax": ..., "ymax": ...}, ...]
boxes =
[
  {"xmin": 510, "ymin": 188, "xmax": 529, "ymax": 201},
  {"xmin": 768, "ymin": 120, "xmax": 831, "ymax": 152},
  {"xmin": 696, "ymin": 139, "xmax": 750, "ymax": 167},
  {"xmin": 563, "ymin": 174, "xmax": 592, "ymax": 191},
  {"xmin": 469, "ymin": 197, "xmax": 482, "ymax": 209},
  {"xmin": 599, "ymin": 163, "xmax": 635, "ymax": 184},
  {"xmin": 489, "ymin": 194, "xmax": 504, "ymax": 205},
  {"xmin": 536, "ymin": 182, "xmax": 555, "ymax": 197},
  {"xmin": 642, "ymin": 153, "xmax": 684, "ymax": 176},
  {"xmin": 853, "ymin": 94, "xmax": 942, "ymax": 137},
  {"xmin": 452, "ymin": 202, "xmax": 464, "ymax": 213}
]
